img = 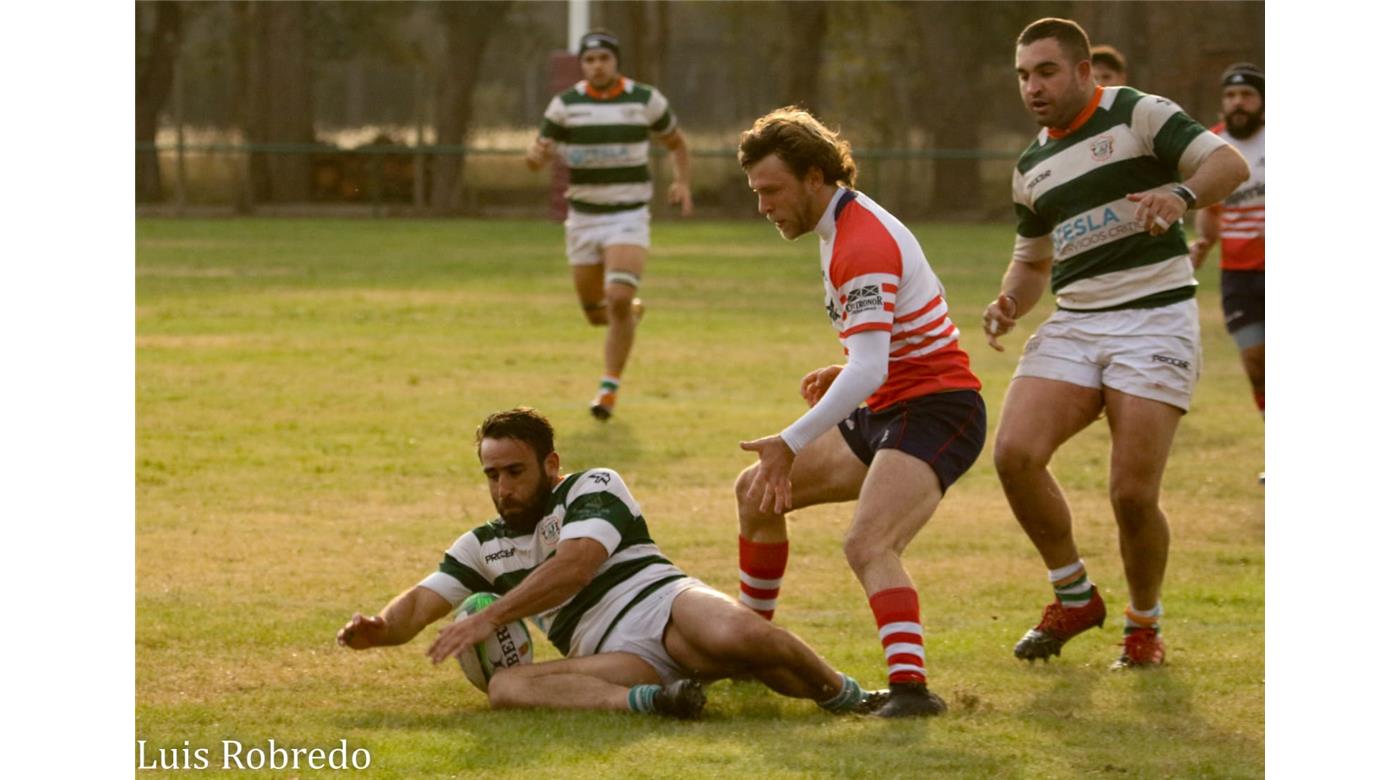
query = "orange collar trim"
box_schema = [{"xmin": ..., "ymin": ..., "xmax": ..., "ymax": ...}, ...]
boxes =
[
  {"xmin": 1047, "ymin": 85, "xmax": 1104, "ymax": 140},
  {"xmin": 584, "ymin": 76, "xmax": 628, "ymax": 100}
]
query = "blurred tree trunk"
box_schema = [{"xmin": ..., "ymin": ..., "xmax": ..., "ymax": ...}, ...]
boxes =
[
  {"xmin": 238, "ymin": 2, "xmax": 314, "ymax": 203},
  {"xmin": 618, "ymin": 1, "xmax": 667, "ymax": 85},
  {"xmin": 136, "ymin": 2, "xmax": 183, "ymax": 203},
  {"xmin": 779, "ymin": 3, "xmax": 827, "ymax": 116},
  {"xmin": 909, "ymin": 3, "xmax": 985, "ymax": 216},
  {"xmin": 429, "ymin": 1, "xmax": 511, "ymax": 214}
]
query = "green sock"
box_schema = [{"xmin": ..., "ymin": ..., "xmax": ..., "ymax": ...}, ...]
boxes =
[
  {"xmin": 627, "ymin": 684, "xmax": 661, "ymax": 714},
  {"xmin": 818, "ymin": 673, "xmax": 868, "ymax": 713}
]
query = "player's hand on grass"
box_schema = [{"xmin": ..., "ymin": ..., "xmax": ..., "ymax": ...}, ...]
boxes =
[
  {"xmin": 427, "ymin": 613, "xmax": 497, "ymax": 665},
  {"xmin": 1127, "ymin": 187, "xmax": 1187, "ymax": 236},
  {"xmin": 669, "ymin": 181, "xmax": 693, "ymax": 217},
  {"xmin": 800, "ymin": 365, "xmax": 843, "ymax": 406},
  {"xmin": 337, "ymin": 612, "xmax": 387, "ymax": 650},
  {"xmin": 983, "ymin": 294, "xmax": 1018, "ymax": 352},
  {"xmin": 739, "ymin": 435, "xmax": 797, "ymax": 515}
]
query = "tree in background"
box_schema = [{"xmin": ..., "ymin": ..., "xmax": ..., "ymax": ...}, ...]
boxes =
[
  {"xmin": 136, "ymin": 2, "xmax": 183, "ymax": 202},
  {"xmin": 235, "ymin": 1, "xmax": 315, "ymax": 205},
  {"xmin": 778, "ymin": 2, "xmax": 827, "ymax": 117},
  {"xmin": 428, "ymin": 1, "xmax": 511, "ymax": 213}
]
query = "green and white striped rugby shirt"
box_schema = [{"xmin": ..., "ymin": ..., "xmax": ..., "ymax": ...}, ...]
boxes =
[
  {"xmin": 1013, "ymin": 86, "xmax": 1228, "ymax": 311},
  {"xmin": 540, "ymin": 78, "xmax": 678, "ymax": 214},
  {"xmin": 418, "ymin": 468, "xmax": 687, "ymax": 657}
]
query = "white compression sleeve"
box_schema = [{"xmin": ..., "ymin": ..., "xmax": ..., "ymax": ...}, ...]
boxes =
[{"xmin": 779, "ymin": 329, "xmax": 890, "ymax": 453}]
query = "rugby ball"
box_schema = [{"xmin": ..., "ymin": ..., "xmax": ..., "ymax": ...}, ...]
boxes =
[{"xmin": 453, "ymin": 592, "xmax": 533, "ymax": 693}]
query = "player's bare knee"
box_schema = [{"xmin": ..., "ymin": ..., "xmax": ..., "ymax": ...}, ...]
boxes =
[
  {"xmin": 712, "ymin": 612, "xmax": 781, "ymax": 662},
  {"xmin": 842, "ymin": 535, "xmax": 889, "ymax": 578},
  {"xmin": 993, "ymin": 437, "xmax": 1045, "ymax": 481},
  {"xmin": 1109, "ymin": 483, "xmax": 1161, "ymax": 524},
  {"xmin": 604, "ymin": 289, "xmax": 636, "ymax": 319},
  {"xmin": 486, "ymin": 669, "xmax": 526, "ymax": 709},
  {"xmin": 581, "ymin": 303, "xmax": 608, "ymax": 326}
]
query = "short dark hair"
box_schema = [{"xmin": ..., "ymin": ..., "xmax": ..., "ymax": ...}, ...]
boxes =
[
  {"xmin": 1091, "ymin": 44, "xmax": 1126, "ymax": 74},
  {"xmin": 737, "ymin": 106, "xmax": 858, "ymax": 187},
  {"xmin": 476, "ymin": 407, "xmax": 555, "ymax": 461},
  {"xmin": 1018, "ymin": 18, "xmax": 1092, "ymax": 66}
]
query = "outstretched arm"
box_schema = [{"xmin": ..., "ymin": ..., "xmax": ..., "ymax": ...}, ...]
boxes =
[
  {"xmin": 740, "ymin": 329, "xmax": 889, "ymax": 514},
  {"xmin": 337, "ymin": 585, "xmax": 453, "ymax": 650},
  {"xmin": 657, "ymin": 128, "xmax": 693, "ymax": 216},
  {"xmin": 427, "ymin": 538, "xmax": 609, "ymax": 663}
]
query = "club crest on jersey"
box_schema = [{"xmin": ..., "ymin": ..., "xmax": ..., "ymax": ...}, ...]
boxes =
[
  {"xmin": 541, "ymin": 516, "xmax": 561, "ymax": 545},
  {"xmin": 1090, "ymin": 135, "xmax": 1114, "ymax": 162}
]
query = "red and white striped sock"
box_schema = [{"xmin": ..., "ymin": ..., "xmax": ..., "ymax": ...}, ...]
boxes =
[
  {"xmin": 869, "ymin": 587, "xmax": 927, "ymax": 685},
  {"xmin": 738, "ymin": 536, "xmax": 788, "ymax": 620}
]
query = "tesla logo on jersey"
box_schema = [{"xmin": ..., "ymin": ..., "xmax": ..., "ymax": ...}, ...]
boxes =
[{"xmin": 1090, "ymin": 135, "xmax": 1114, "ymax": 162}]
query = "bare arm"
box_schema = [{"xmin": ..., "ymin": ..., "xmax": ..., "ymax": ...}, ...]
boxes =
[
  {"xmin": 1128, "ymin": 144, "xmax": 1251, "ymax": 237},
  {"xmin": 1180, "ymin": 143, "xmax": 1250, "ymax": 209},
  {"xmin": 337, "ymin": 585, "xmax": 453, "ymax": 650},
  {"xmin": 983, "ymin": 249, "xmax": 1053, "ymax": 352},
  {"xmin": 427, "ymin": 538, "xmax": 608, "ymax": 663},
  {"xmin": 1190, "ymin": 206, "xmax": 1222, "ymax": 269},
  {"xmin": 657, "ymin": 128, "xmax": 693, "ymax": 216}
]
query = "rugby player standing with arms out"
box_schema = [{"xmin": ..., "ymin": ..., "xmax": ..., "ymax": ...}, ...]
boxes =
[{"xmin": 734, "ymin": 108, "xmax": 986, "ymax": 718}]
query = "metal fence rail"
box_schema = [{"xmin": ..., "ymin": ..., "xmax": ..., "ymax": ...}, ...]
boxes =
[{"xmin": 136, "ymin": 142, "xmax": 1023, "ymax": 218}]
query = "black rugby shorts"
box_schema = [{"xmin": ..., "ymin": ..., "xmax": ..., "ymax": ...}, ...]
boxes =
[
  {"xmin": 1220, "ymin": 269, "xmax": 1265, "ymax": 334},
  {"xmin": 837, "ymin": 389, "xmax": 986, "ymax": 492}
]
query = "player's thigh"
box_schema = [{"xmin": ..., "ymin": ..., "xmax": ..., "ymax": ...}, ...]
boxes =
[
  {"xmin": 848, "ymin": 448, "xmax": 944, "ymax": 554},
  {"xmin": 1102, "ymin": 387, "xmax": 1183, "ymax": 494},
  {"xmin": 502, "ymin": 651, "xmax": 662, "ymax": 687},
  {"xmin": 996, "ymin": 376, "xmax": 1103, "ymax": 463},
  {"xmin": 602, "ymin": 244, "xmax": 647, "ymax": 279},
  {"xmin": 788, "ymin": 424, "xmax": 869, "ymax": 509},
  {"xmin": 662, "ymin": 587, "xmax": 772, "ymax": 677},
  {"xmin": 571, "ymin": 264, "xmax": 605, "ymax": 305}
]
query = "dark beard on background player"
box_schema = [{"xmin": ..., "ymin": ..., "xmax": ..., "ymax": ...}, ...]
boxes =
[{"xmin": 1226, "ymin": 109, "xmax": 1263, "ymax": 139}]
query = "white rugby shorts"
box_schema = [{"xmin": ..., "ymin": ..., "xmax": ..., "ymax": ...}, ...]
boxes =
[
  {"xmin": 565, "ymin": 207, "xmax": 651, "ymax": 266},
  {"xmin": 1013, "ymin": 298, "xmax": 1202, "ymax": 412},
  {"xmin": 594, "ymin": 576, "xmax": 710, "ymax": 684}
]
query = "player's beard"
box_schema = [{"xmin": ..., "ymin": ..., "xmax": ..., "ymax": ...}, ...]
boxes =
[
  {"xmin": 1226, "ymin": 107, "xmax": 1263, "ymax": 139},
  {"xmin": 496, "ymin": 470, "xmax": 555, "ymax": 533}
]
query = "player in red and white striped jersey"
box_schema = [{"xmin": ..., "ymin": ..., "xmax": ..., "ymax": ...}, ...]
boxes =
[
  {"xmin": 1191, "ymin": 63, "xmax": 1265, "ymax": 416},
  {"xmin": 734, "ymin": 108, "xmax": 985, "ymax": 718}
]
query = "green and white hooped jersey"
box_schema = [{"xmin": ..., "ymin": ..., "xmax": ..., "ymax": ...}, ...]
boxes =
[
  {"xmin": 1012, "ymin": 86, "xmax": 1228, "ymax": 311},
  {"xmin": 539, "ymin": 78, "xmax": 678, "ymax": 214},
  {"xmin": 418, "ymin": 468, "xmax": 686, "ymax": 657}
]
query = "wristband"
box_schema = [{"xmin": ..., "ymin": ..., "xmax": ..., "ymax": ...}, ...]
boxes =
[
  {"xmin": 1170, "ymin": 184, "xmax": 1197, "ymax": 210},
  {"xmin": 1002, "ymin": 292, "xmax": 1019, "ymax": 318}
]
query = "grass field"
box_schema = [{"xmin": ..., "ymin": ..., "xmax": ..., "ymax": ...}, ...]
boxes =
[{"xmin": 136, "ymin": 217, "xmax": 1264, "ymax": 778}]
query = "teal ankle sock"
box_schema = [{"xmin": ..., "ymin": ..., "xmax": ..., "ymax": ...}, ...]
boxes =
[{"xmin": 628, "ymin": 684, "xmax": 661, "ymax": 714}]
